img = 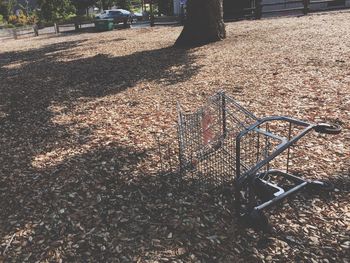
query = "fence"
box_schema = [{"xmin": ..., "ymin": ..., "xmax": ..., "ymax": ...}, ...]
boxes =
[
  {"xmin": 0, "ymin": 25, "xmax": 35, "ymax": 40},
  {"xmin": 224, "ymin": 0, "xmax": 350, "ymax": 20},
  {"xmin": 0, "ymin": 21, "xmax": 95, "ymax": 41}
]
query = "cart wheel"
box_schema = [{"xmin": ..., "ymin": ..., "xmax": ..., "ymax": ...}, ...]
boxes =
[
  {"xmin": 315, "ymin": 123, "xmax": 342, "ymax": 135},
  {"xmin": 249, "ymin": 210, "xmax": 270, "ymax": 232},
  {"xmin": 308, "ymin": 180, "xmax": 334, "ymax": 192}
]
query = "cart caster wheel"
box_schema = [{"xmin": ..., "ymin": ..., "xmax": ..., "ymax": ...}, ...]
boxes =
[
  {"xmin": 308, "ymin": 180, "xmax": 334, "ymax": 192},
  {"xmin": 315, "ymin": 123, "xmax": 342, "ymax": 135},
  {"xmin": 248, "ymin": 210, "xmax": 271, "ymax": 232}
]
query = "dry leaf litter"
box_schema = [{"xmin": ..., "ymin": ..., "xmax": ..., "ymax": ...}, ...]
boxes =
[{"xmin": 0, "ymin": 10, "xmax": 349, "ymax": 263}]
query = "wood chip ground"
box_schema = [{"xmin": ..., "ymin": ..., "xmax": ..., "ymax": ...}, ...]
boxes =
[{"xmin": 0, "ymin": 10, "xmax": 349, "ymax": 262}]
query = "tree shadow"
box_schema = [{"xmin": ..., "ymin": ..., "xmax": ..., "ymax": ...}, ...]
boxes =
[
  {"xmin": 0, "ymin": 38, "xmax": 201, "ymax": 192},
  {"xmin": 1, "ymin": 39, "xmax": 199, "ymax": 115},
  {"xmin": 330, "ymin": 168, "xmax": 350, "ymax": 192},
  {"xmin": 0, "ymin": 143, "xmax": 263, "ymax": 262},
  {"xmin": 0, "ymin": 39, "xmax": 213, "ymax": 260}
]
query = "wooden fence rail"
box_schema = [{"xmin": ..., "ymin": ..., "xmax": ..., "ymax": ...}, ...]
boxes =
[
  {"xmin": 225, "ymin": 0, "xmax": 349, "ymax": 20},
  {"xmin": 0, "ymin": 21, "xmax": 96, "ymax": 40},
  {"xmin": 0, "ymin": 26, "xmax": 35, "ymax": 40}
]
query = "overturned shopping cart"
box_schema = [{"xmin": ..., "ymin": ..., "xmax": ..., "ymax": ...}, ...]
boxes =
[{"xmin": 177, "ymin": 91, "xmax": 341, "ymax": 228}]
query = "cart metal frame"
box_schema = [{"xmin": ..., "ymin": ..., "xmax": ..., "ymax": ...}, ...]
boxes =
[{"xmin": 177, "ymin": 91, "xmax": 341, "ymax": 227}]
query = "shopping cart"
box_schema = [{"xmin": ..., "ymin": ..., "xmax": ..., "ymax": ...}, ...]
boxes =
[{"xmin": 177, "ymin": 91, "xmax": 341, "ymax": 229}]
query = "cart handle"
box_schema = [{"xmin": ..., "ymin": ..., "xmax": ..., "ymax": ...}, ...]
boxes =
[{"xmin": 314, "ymin": 123, "xmax": 342, "ymax": 135}]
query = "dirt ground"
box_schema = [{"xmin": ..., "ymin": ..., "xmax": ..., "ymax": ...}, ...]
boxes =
[{"xmin": 0, "ymin": 10, "xmax": 349, "ymax": 262}]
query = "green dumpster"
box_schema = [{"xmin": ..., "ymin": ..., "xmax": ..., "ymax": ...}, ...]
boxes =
[{"xmin": 94, "ymin": 19, "xmax": 114, "ymax": 31}]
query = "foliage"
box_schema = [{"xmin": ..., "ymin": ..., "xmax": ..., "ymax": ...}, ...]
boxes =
[
  {"xmin": 37, "ymin": 19, "xmax": 54, "ymax": 27},
  {"xmin": 157, "ymin": 0, "xmax": 173, "ymax": 16},
  {"xmin": 0, "ymin": 0, "xmax": 16, "ymax": 20},
  {"xmin": 6, "ymin": 0, "xmax": 17, "ymax": 15},
  {"xmin": 129, "ymin": 0, "xmax": 142, "ymax": 12},
  {"xmin": 69, "ymin": 0, "xmax": 135, "ymax": 13},
  {"xmin": 18, "ymin": 0, "xmax": 32, "ymax": 16},
  {"xmin": 62, "ymin": 14, "xmax": 95, "ymax": 24},
  {"xmin": 3, "ymin": 23, "xmax": 15, "ymax": 28},
  {"xmin": 8, "ymin": 14, "xmax": 19, "ymax": 24},
  {"xmin": 71, "ymin": 0, "xmax": 97, "ymax": 15},
  {"xmin": 98, "ymin": 0, "xmax": 115, "ymax": 10},
  {"xmin": 8, "ymin": 10, "xmax": 26, "ymax": 24},
  {"xmin": 27, "ymin": 14, "xmax": 39, "ymax": 24},
  {"xmin": 115, "ymin": 0, "xmax": 131, "ymax": 10},
  {"xmin": 7, "ymin": 9, "xmax": 38, "ymax": 26},
  {"xmin": 0, "ymin": 1, "xmax": 8, "ymax": 19},
  {"xmin": 37, "ymin": 0, "xmax": 76, "ymax": 21},
  {"xmin": 0, "ymin": 14, "xmax": 3, "ymax": 23}
]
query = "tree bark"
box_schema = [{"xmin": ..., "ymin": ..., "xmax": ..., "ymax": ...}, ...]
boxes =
[{"xmin": 174, "ymin": 0, "xmax": 226, "ymax": 48}]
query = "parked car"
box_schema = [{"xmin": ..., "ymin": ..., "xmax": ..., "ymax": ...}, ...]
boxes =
[
  {"xmin": 131, "ymin": 12, "xmax": 143, "ymax": 21},
  {"xmin": 96, "ymin": 9, "xmax": 132, "ymax": 25}
]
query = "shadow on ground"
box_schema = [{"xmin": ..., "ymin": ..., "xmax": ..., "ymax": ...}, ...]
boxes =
[
  {"xmin": 0, "ymin": 38, "xmax": 200, "ymax": 183},
  {"xmin": 0, "ymin": 40, "xmax": 233, "ymax": 261},
  {"xmin": 0, "ymin": 142, "xmax": 265, "ymax": 262},
  {"xmin": 0, "ymin": 39, "xmax": 268, "ymax": 261}
]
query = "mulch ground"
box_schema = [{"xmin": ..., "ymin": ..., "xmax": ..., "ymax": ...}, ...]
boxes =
[{"xmin": 0, "ymin": 10, "xmax": 349, "ymax": 262}]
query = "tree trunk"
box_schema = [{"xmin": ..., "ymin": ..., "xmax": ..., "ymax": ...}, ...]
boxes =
[{"xmin": 174, "ymin": 0, "xmax": 226, "ymax": 48}]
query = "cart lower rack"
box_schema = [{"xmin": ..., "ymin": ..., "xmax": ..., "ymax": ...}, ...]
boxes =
[{"xmin": 177, "ymin": 91, "xmax": 341, "ymax": 229}]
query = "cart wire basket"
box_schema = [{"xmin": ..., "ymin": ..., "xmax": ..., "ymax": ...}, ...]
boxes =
[{"xmin": 177, "ymin": 91, "xmax": 341, "ymax": 229}]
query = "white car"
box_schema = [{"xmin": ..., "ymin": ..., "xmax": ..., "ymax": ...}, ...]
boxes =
[{"xmin": 96, "ymin": 9, "xmax": 132, "ymax": 25}]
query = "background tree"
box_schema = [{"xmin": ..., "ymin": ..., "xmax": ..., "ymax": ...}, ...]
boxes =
[
  {"xmin": 6, "ymin": 0, "xmax": 17, "ymax": 16},
  {"xmin": 18, "ymin": 0, "xmax": 31, "ymax": 16},
  {"xmin": 98, "ymin": 0, "xmax": 115, "ymax": 10},
  {"xmin": 174, "ymin": 0, "xmax": 226, "ymax": 47},
  {"xmin": 0, "ymin": 0, "xmax": 17, "ymax": 20},
  {"xmin": 115, "ymin": 0, "xmax": 131, "ymax": 10},
  {"xmin": 37, "ymin": 0, "xmax": 76, "ymax": 21},
  {"xmin": 157, "ymin": 0, "xmax": 173, "ymax": 15},
  {"xmin": 0, "ymin": 0, "xmax": 9, "ymax": 19},
  {"xmin": 71, "ymin": 0, "xmax": 97, "ymax": 15}
]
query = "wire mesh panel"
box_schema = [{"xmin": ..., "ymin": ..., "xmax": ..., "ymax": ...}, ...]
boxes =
[
  {"xmin": 177, "ymin": 91, "xmax": 311, "ymax": 188},
  {"xmin": 177, "ymin": 91, "xmax": 260, "ymax": 187}
]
